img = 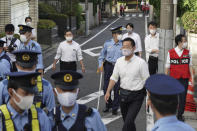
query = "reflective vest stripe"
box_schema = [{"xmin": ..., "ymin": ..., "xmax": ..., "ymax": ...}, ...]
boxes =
[
  {"xmin": 36, "ymin": 75, "xmax": 43, "ymax": 108},
  {"xmin": 30, "ymin": 105, "xmax": 40, "ymax": 131},
  {"xmin": 0, "ymin": 105, "xmax": 14, "ymax": 131}
]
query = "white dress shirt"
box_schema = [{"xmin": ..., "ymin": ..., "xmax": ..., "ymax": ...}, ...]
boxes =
[
  {"xmin": 165, "ymin": 46, "xmax": 192, "ymax": 68},
  {"xmin": 145, "ymin": 33, "xmax": 159, "ymax": 61},
  {"xmin": 110, "ymin": 55, "xmax": 150, "ymax": 91},
  {"xmin": 54, "ymin": 40, "xmax": 83, "ymax": 62},
  {"xmin": 122, "ymin": 32, "xmax": 142, "ymax": 53},
  {"xmin": 1, "ymin": 37, "xmax": 21, "ymax": 62}
]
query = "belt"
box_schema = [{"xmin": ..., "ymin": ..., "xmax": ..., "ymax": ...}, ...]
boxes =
[
  {"xmin": 60, "ymin": 60, "xmax": 76, "ymax": 64},
  {"xmin": 105, "ymin": 60, "xmax": 115, "ymax": 66}
]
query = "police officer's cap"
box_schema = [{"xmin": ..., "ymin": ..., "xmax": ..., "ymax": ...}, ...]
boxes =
[
  {"xmin": 18, "ymin": 24, "xmax": 33, "ymax": 34},
  {"xmin": 0, "ymin": 40, "xmax": 6, "ymax": 47},
  {"xmin": 51, "ymin": 70, "xmax": 83, "ymax": 90},
  {"xmin": 110, "ymin": 26, "xmax": 123, "ymax": 34},
  {"xmin": 145, "ymin": 74, "xmax": 185, "ymax": 95},
  {"xmin": 13, "ymin": 50, "xmax": 41, "ymax": 68},
  {"xmin": 7, "ymin": 72, "xmax": 40, "ymax": 93}
]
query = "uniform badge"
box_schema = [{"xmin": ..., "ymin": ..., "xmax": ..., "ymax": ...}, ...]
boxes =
[
  {"xmin": 22, "ymin": 54, "xmax": 30, "ymax": 61},
  {"xmin": 64, "ymin": 74, "xmax": 73, "ymax": 82},
  {"xmin": 31, "ymin": 77, "xmax": 36, "ymax": 85},
  {"xmin": 19, "ymin": 26, "xmax": 23, "ymax": 30}
]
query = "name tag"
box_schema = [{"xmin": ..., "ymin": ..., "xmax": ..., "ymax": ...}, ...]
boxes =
[{"xmin": 181, "ymin": 58, "xmax": 189, "ymax": 64}]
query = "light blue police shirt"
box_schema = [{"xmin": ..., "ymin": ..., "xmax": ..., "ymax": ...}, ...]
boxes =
[
  {"xmin": 152, "ymin": 115, "xmax": 195, "ymax": 131},
  {"xmin": 0, "ymin": 102, "xmax": 51, "ymax": 131},
  {"xmin": 98, "ymin": 39, "xmax": 122, "ymax": 67},
  {"xmin": 0, "ymin": 52, "xmax": 10, "ymax": 79}
]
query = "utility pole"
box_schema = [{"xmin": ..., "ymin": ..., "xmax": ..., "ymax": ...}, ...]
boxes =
[
  {"xmin": 158, "ymin": 0, "xmax": 174, "ymax": 73},
  {"xmin": 85, "ymin": 0, "xmax": 89, "ymax": 36},
  {"xmin": 69, "ymin": 0, "xmax": 72, "ymax": 30},
  {"xmin": 173, "ymin": 0, "xmax": 177, "ymax": 47}
]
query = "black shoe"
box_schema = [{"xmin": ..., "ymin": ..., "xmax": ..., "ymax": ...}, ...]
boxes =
[
  {"xmin": 103, "ymin": 107, "xmax": 110, "ymax": 113},
  {"xmin": 112, "ymin": 109, "xmax": 118, "ymax": 115}
]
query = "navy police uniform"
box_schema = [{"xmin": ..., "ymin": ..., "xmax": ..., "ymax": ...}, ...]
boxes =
[
  {"xmin": 0, "ymin": 72, "xmax": 51, "ymax": 131},
  {"xmin": 98, "ymin": 26, "xmax": 123, "ymax": 114},
  {"xmin": 145, "ymin": 74, "xmax": 195, "ymax": 131},
  {"xmin": 51, "ymin": 71, "xmax": 107, "ymax": 131}
]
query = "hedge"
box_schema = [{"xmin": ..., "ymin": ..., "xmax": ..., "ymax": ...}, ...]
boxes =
[
  {"xmin": 38, "ymin": 19, "xmax": 56, "ymax": 29},
  {"xmin": 181, "ymin": 12, "xmax": 197, "ymax": 33}
]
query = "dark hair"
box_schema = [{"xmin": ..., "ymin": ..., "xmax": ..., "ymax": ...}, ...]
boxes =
[
  {"xmin": 148, "ymin": 21, "xmax": 157, "ymax": 27},
  {"xmin": 123, "ymin": 37, "xmax": 135, "ymax": 47},
  {"xmin": 8, "ymin": 81, "xmax": 18, "ymax": 90},
  {"xmin": 150, "ymin": 93, "xmax": 178, "ymax": 115},
  {"xmin": 25, "ymin": 17, "xmax": 32, "ymax": 22},
  {"xmin": 5, "ymin": 24, "xmax": 15, "ymax": 32},
  {"xmin": 64, "ymin": 29, "xmax": 72, "ymax": 35},
  {"xmin": 126, "ymin": 23, "xmax": 134, "ymax": 28},
  {"xmin": 175, "ymin": 34, "xmax": 185, "ymax": 46}
]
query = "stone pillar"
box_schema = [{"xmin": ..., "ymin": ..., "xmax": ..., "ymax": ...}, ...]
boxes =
[
  {"xmin": 29, "ymin": 0, "xmax": 38, "ymax": 37},
  {"xmin": 0, "ymin": 0, "xmax": 11, "ymax": 33}
]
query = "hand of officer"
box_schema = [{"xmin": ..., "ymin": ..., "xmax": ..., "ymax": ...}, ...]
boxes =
[
  {"xmin": 97, "ymin": 66, "xmax": 103, "ymax": 73},
  {"xmin": 104, "ymin": 91, "xmax": 110, "ymax": 103}
]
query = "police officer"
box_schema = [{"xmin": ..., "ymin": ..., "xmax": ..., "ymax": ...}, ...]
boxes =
[
  {"xmin": 0, "ymin": 24, "xmax": 21, "ymax": 71},
  {"xmin": 17, "ymin": 24, "xmax": 44, "ymax": 75},
  {"xmin": 0, "ymin": 50, "xmax": 55, "ymax": 126},
  {"xmin": 145, "ymin": 74, "xmax": 195, "ymax": 131},
  {"xmin": 0, "ymin": 40, "xmax": 11, "ymax": 80},
  {"xmin": 0, "ymin": 72, "xmax": 51, "ymax": 131},
  {"xmin": 51, "ymin": 70, "xmax": 107, "ymax": 131},
  {"xmin": 97, "ymin": 26, "xmax": 123, "ymax": 115},
  {"xmin": 165, "ymin": 34, "xmax": 194, "ymax": 121}
]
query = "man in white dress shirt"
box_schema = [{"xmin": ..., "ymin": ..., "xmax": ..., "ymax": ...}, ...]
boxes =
[
  {"xmin": 122, "ymin": 23, "xmax": 142, "ymax": 57},
  {"xmin": 53, "ymin": 30, "xmax": 85, "ymax": 72},
  {"xmin": 104, "ymin": 38, "xmax": 149, "ymax": 131},
  {"xmin": 145, "ymin": 21, "xmax": 159, "ymax": 75},
  {"xmin": 25, "ymin": 16, "xmax": 37, "ymax": 40}
]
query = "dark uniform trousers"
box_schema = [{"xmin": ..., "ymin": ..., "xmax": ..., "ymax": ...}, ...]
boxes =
[
  {"xmin": 148, "ymin": 56, "xmax": 158, "ymax": 75},
  {"xmin": 103, "ymin": 61, "xmax": 120, "ymax": 110},
  {"xmin": 177, "ymin": 78, "xmax": 189, "ymax": 119},
  {"xmin": 60, "ymin": 60, "xmax": 77, "ymax": 71},
  {"xmin": 120, "ymin": 88, "xmax": 146, "ymax": 131}
]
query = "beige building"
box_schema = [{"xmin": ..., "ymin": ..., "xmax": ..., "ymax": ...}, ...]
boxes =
[{"xmin": 0, "ymin": 0, "xmax": 38, "ymax": 34}]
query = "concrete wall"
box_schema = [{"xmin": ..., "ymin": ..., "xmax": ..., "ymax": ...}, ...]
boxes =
[{"xmin": 80, "ymin": 2, "xmax": 99, "ymax": 29}]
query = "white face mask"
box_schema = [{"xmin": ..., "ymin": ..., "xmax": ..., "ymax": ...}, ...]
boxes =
[
  {"xmin": 12, "ymin": 89, "xmax": 34, "ymax": 110},
  {"xmin": 127, "ymin": 29, "xmax": 132, "ymax": 34},
  {"xmin": 55, "ymin": 88, "xmax": 78, "ymax": 107},
  {"xmin": 182, "ymin": 42, "xmax": 187, "ymax": 49},
  {"xmin": 65, "ymin": 36, "xmax": 73, "ymax": 42},
  {"xmin": 6, "ymin": 35, "xmax": 13, "ymax": 40},
  {"xmin": 17, "ymin": 68, "xmax": 36, "ymax": 73},
  {"xmin": 117, "ymin": 34, "xmax": 123, "ymax": 41},
  {"xmin": 26, "ymin": 22, "xmax": 32, "ymax": 26},
  {"xmin": 149, "ymin": 29, "xmax": 156, "ymax": 35},
  {"xmin": 122, "ymin": 49, "xmax": 133, "ymax": 56},
  {"xmin": 20, "ymin": 35, "xmax": 27, "ymax": 43}
]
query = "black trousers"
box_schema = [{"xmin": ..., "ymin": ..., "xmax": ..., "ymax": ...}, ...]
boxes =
[
  {"xmin": 60, "ymin": 60, "xmax": 77, "ymax": 71},
  {"xmin": 177, "ymin": 78, "xmax": 189, "ymax": 119},
  {"xmin": 103, "ymin": 61, "xmax": 120, "ymax": 110},
  {"xmin": 120, "ymin": 89, "xmax": 145, "ymax": 131},
  {"xmin": 148, "ymin": 56, "xmax": 158, "ymax": 75}
]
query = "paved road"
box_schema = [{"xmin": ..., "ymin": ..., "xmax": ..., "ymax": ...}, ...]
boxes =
[{"xmin": 43, "ymin": 13, "xmax": 147, "ymax": 131}]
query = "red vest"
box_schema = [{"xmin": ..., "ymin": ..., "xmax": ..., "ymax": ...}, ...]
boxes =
[{"xmin": 169, "ymin": 48, "xmax": 190, "ymax": 79}]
